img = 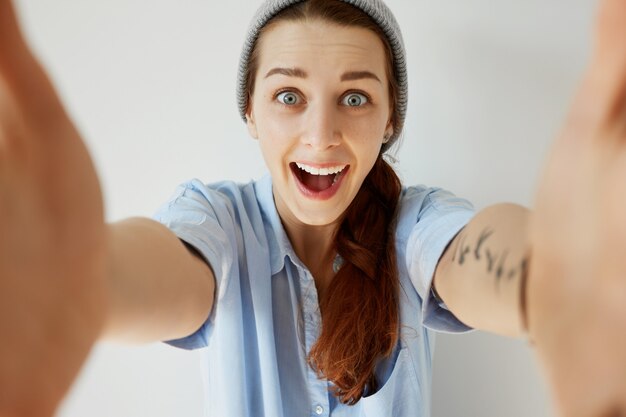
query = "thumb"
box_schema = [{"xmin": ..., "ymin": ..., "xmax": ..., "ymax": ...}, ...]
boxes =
[{"xmin": 582, "ymin": 0, "xmax": 626, "ymax": 135}]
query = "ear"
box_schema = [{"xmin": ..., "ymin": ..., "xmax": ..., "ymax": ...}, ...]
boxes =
[
  {"xmin": 384, "ymin": 120, "xmax": 394, "ymax": 140},
  {"xmin": 245, "ymin": 101, "xmax": 259, "ymax": 140}
]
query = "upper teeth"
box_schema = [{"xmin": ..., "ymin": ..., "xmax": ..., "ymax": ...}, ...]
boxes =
[{"xmin": 295, "ymin": 162, "xmax": 347, "ymax": 176}]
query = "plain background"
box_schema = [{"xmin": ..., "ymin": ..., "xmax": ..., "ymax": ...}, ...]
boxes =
[{"xmin": 12, "ymin": 0, "xmax": 596, "ymax": 415}]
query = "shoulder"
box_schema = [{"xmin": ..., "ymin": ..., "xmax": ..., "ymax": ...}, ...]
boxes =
[
  {"xmin": 152, "ymin": 176, "xmax": 271, "ymax": 272},
  {"xmin": 166, "ymin": 178, "xmax": 257, "ymax": 204},
  {"xmin": 153, "ymin": 177, "xmax": 270, "ymax": 244},
  {"xmin": 157, "ymin": 178, "xmax": 261, "ymax": 217},
  {"xmin": 394, "ymin": 184, "xmax": 476, "ymax": 257},
  {"xmin": 397, "ymin": 184, "xmax": 475, "ymax": 227}
]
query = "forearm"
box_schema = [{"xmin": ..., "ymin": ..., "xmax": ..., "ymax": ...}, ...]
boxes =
[
  {"xmin": 103, "ymin": 217, "xmax": 215, "ymax": 344},
  {"xmin": 433, "ymin": 203, "xmax": 530, "ymax": 338}
]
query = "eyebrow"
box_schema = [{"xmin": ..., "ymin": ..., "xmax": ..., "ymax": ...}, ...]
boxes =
[
  {"xmin": 265, "ymin": 67, "xmax": 307, "ymax": 79},
  {"xmin": 341, "ymin": 71, "xmax": 381, "ymax": 83},
  {"xmin": 264, "ymin": 67, "xmax": 381, "ymax": 83}
]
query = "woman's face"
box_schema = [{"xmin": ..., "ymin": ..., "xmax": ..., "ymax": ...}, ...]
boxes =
[{"xmin": 247, "ymin": 19, "xmax": 393, "ymax": 227}]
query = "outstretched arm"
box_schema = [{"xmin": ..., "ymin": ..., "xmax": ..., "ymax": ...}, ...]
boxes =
[
  {"xmin": 0, "ymin": 0, "xmax": 108, "ymax": 415},
  {"xmin": 104, "ymin": 217, "xmax": 215, "ymax": 344},
  {"xmin": 0, "ymin": 2, "xmax": 215, "ymax": 416},
  {"xmin": 433, "ymin": 203, "xmax": 530, "ymax": 338},
  {"xmin": 525, "ymin": 0, "xmax": 626, "ymax": 414},
  {"xmin": 437, "ymin": 0, "xmax": 626, "ymax": 415}
]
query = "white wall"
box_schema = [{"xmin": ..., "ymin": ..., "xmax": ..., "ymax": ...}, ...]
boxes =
[{"xmin": 13, "ymin": 0, "xmax": 597, "ymax": 415}]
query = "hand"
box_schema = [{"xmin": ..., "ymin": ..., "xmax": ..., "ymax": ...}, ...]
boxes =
[
  {"xmin": 528, "ymin": 0, "xmax": 626, "ymax": 415},
  {"xmin": 0, "ymin": 2, "xmax": 107, "ymax": 416}
]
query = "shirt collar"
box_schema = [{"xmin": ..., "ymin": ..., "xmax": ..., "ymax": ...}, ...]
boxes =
[{"xmin": 254, "ymin": 174, "xmax": 301, "ymax": 275}]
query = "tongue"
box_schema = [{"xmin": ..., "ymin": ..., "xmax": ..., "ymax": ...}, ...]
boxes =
[{"xmin": 301, "ymin": 172, "xmax": 334, "ymax": 192}]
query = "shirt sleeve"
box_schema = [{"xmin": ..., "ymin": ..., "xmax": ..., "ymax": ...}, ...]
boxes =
[
  {"xmin": 152, "ymin": 179, "xmax": 236, "ymax": 350},
  {"xmin": 403, "ymin": 187, "xmax": 476, "ymax": 333}
]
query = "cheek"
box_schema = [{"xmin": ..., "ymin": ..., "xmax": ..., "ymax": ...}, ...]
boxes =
[
  {"xmin": 350, "ymin": 136, "xmax": 384, "ymax": 182},
  {"xmin": 360, "ymin": 147, "xmax": 382, "ymax": 179},
  {"xmin": 338, "ymin": 109, "xmax": 388, "ymax": 146},
  {"xmin": 257, "ymin": 138, "xmax": 280, "ymax": 169},
  {"xmin": 255, "ymin": 102, "xmax": 299, "ymax": 138},
  {"xmin": 257, "ymin": 130, "xmax": 292, "ymax": 176},
  {"xmin": 345, "ymin": 118, "xmax": 385, "ymax": 153}
]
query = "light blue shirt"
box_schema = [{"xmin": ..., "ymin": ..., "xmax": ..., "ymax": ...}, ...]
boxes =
[{"xmin": 153, "ymin": 174, "xmax": 475, "ymax": 417}]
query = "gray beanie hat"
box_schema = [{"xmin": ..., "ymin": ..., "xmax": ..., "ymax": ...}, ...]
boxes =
[{"xmin": 236, "ymin": 0, "xmax": 407, "ymax": 152}]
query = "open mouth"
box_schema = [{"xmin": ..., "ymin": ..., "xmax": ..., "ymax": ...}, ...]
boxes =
[{"xmin": 290, "ymin": 162, "xmax": 349, "ymax": 199}]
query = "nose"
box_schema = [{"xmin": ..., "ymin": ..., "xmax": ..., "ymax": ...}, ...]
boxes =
[{"xmin": 301, "ymin": 103, "xmax": 340, "ymax": 151}]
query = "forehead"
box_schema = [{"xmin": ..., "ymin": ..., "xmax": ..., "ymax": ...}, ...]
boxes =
[{"xmin": 256, "ymin": 20, "xmax": 387, "ymax": 79}]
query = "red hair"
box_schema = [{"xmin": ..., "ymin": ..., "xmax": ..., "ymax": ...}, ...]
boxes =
[
  {"xmin": 310, "ymin": 157, "xmax": 402, "ymax": 404},
  {"xmin": 246, "ymin": 0, "xmax": 403, "ymax": 404}
]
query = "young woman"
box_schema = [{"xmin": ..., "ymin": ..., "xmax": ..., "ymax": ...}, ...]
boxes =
[{"xmin": 1, "ymin": 0, "xmax": 626, "ymax": 416}]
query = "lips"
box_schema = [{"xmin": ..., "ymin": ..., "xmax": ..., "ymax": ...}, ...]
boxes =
[{"xmin": 290, "ymin": 162, "xmax": 350, "ymax": 200}]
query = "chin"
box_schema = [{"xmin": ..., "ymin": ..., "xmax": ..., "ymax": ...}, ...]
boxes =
[{"xmin": 293, "ymin": 208, "xmax": 345, "ymax": 227}]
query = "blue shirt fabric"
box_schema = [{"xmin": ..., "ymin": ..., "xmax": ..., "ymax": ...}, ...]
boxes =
[{"xmin": 153, "ymin": 174, "xmax": 475, "ymax": 417}]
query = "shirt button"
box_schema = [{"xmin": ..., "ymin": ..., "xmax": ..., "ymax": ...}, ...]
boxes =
[{"xmin": 315, "ymin": 405, "xmax": 324, "ymax": 415}]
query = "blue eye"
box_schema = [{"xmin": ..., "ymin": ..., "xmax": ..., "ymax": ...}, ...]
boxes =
[
  {"xmin": 342, "ymin": 92, "xmax": 368, "ymax": 107},
  {"xmin": 276, "ymin": 91, "xmax": 300, "ymax": 106}
]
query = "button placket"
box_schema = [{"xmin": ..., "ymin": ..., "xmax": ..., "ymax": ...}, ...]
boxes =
[
  {"xmin": 297, "ymin": 268, "xmax": 329, "ymax": 417},
  {"xmin": 300, "ymin": 269, "xmax": 321, "ymax": 352}
]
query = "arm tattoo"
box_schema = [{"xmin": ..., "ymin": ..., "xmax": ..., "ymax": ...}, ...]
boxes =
[
  {"xmin": 474, "ymin": 229, "xmax": 493, "ymax": 260},
  {"xmin": 454, "ymin": 227, "xmax": 527, "ymax": 291},
  {"xmin": 485, "ymin": 248, "xmax": 496, "ymax": 272},
  {"xmin": 457, "ymin": 234, "xmax": 471, "ymax": 264},
  {"xmin": 495, "ymin": 249, "xmax": 508, "ymax": 289}
]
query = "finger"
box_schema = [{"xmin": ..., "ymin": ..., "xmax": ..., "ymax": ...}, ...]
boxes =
[
  {"xmin": 585, "ymin": 0, "xmax": 626, "ymax": 135},
  {"xmin": 592, "ymin": 0, "xmax": 626, "ymax": 78},
  {"xmin": 0, "ymin": 79, "xmax": 16, "ymax": 167},
  {"xmin": 556, "ymin": 0, "xmax": 626, "ymax": 146},
  {"xmin": 0, "ymin": 73, "xmax": 31, "ymax": 168},
  {"xmin": 0, "ymin": 0, "xmax": 77, "ymax": 149},
  {"xmin": 563, "ymin": 69, "xmax": 626, "ymax": 149},
  {"xmin": 0, "ymin": 1, "xmax": 25, "ymax": 63}
]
